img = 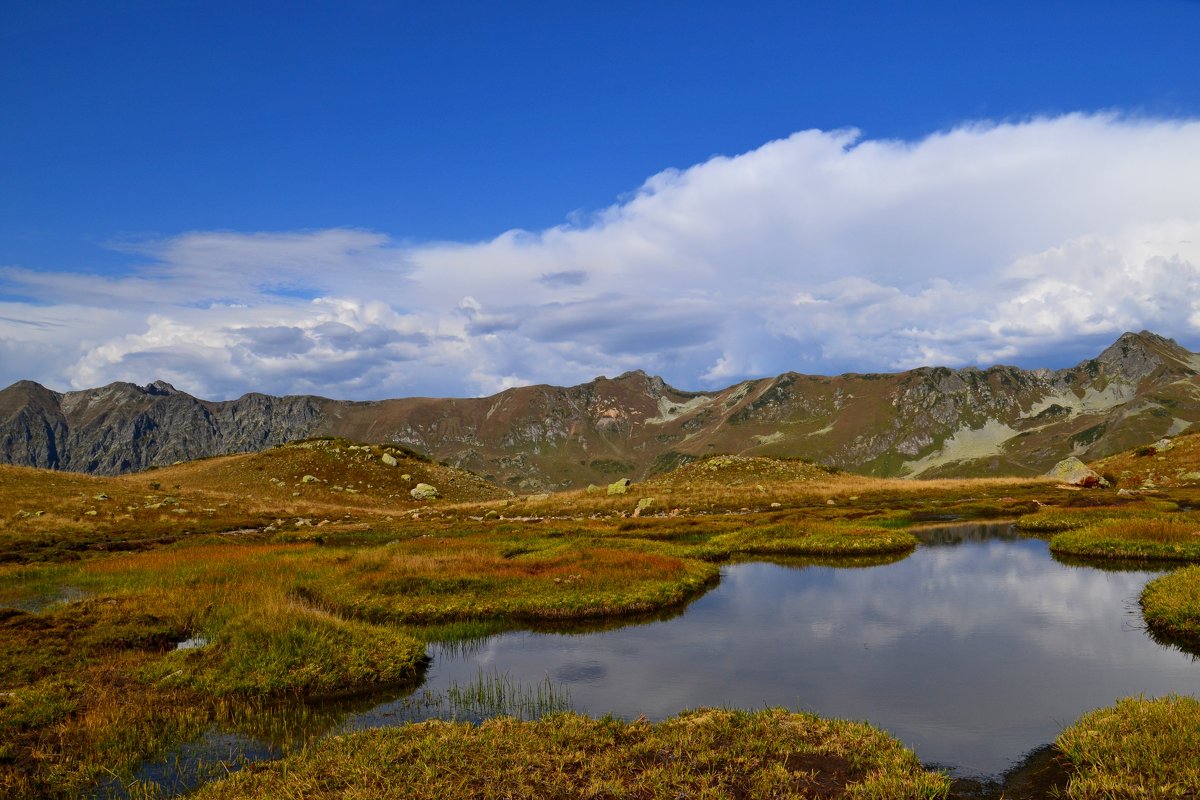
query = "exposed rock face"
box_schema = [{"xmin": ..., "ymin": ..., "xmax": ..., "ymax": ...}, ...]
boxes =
[
  {"xmin": 2, "ymin": 331, "xmax": 1199, "ymax": 487},
  {"xmin": 0, "ymin": 380, "xmax": 326, "ymax": 474}
]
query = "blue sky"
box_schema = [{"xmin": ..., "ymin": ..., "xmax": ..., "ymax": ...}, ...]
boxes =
[{"xmin": 4, "ymin": 1, "xmax": 1200, "ymax": 399}]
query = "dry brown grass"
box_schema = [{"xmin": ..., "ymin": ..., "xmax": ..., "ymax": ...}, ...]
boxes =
[
  {"xmin": 131, "ymin": 438, "xmax": 507, "ymax": 507},
  {"xmin": 1091, "ymin": 430, "xmax": 1200, "ymax": 489}
]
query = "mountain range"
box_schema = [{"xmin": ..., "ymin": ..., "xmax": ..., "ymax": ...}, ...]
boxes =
[{"xmin": 2, "ymin": 331, "xmax": 1198, "ymax": 490}]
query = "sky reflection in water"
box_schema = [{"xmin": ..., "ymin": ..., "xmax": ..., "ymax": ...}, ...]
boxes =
[{"xmin": 350, "ymin": 522, "xmax": 1200, "ymax": 777}]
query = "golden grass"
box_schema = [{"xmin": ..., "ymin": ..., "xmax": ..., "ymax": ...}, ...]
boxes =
[
  {"xmin": 1051, "ymin": 516, "xmax": 1200, "ymax": 562},
  {"xmin": 1141, "ymin": 565, "xmax": 1200, "ymax": 649},
  {"xmin": 192, "ymin": 708, "xmax": 952, "ymax": 800},
  {"xmin": 1055, "ymin": 694, "xmax": 1200, "ymax": 798},
  {"xmin": 298, "ymin": 537, "xmax": 720, "ymax": 624}
]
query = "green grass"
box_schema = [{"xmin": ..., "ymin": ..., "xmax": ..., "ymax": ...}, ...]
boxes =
[
  {"xmin": 144, "ymin": 601, "xmax": 428, "ymax": 696},
  {"xmin": 444, "ymin": 671, "xmax": 572, "ymax": 720},
  {"xmin": 191, "ymin": 708, "xmax": 952, "ymax": 800},
  {"xmin": 1054, "ymin": 695, "xmax": 1200, "ymax": 798},
  {"xmin": 1015, "ymin": 509, "xmax": 1120, "ymax": 533},
  {"xmin": 1051, "ymin": 517, "xmax": 1200, "ymax": 562},
  {"xmin": 708, "ymin": 521, "xmax": 917, "ymax": 557},
  {"xmin": 1141, "ymin": 565, "xmax": 1200, "ymax": 651}
]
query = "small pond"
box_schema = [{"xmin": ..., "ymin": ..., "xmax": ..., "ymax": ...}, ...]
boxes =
[{"xmin": 110, "ymin": 521, "xmax": 1200, "ymax": 795}]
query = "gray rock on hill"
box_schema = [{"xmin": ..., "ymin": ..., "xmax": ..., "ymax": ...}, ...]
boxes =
[
  {"xmin": 410, "ymin": 483, "xmax": 439, "ymax": 500},
  {"xmin": 1046, "ymin": 457, "xmax": 1108, "ymax": 487}
]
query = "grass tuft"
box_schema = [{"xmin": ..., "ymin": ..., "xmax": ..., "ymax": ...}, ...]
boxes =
[
  {"xmin": 1141, "ymin": 565, "xmax": 1200, "ymax": 651},
  {"xmin": 1054, "ymin": 694, "xmax": 1200, "ymax": 798}
]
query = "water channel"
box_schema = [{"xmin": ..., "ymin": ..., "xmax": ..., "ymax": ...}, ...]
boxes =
[{"xmin": 114, "ymin": 521, "xmax": 1200, "ymax": 795}]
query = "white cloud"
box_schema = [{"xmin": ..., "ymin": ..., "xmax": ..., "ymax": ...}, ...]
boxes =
[{"xmin": 4, "ymin": 112, "xmax": 1200, "ymax": 399}]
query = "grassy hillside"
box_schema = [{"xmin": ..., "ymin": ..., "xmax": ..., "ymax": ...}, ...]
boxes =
[
  {"xmin": 1091, "ymin": 430, "xmax": 1200, "ymax": 489},
  {"xmin": 0, "ymin": 438, "xmax": 508, "ymax": 563}
]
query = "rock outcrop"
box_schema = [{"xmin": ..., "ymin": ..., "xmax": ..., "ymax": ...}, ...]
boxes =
[
  {"xmin": 410, "ymin": 483, "xmax": 439, "ymax": 500},
  {"xmin": 1046, "ymin": 457, "xmax": 1108, "ymax": 487}
]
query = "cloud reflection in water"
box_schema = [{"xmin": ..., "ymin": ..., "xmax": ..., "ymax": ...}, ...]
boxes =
[{"xmin": 359, "ymin": 524, "xmax": 1200, "ymax": 777}]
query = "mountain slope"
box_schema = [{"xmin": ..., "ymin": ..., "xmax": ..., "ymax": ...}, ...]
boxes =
[{"xmin": 2, "ymin": 331, "xmax": 1198, "ymax": 489}]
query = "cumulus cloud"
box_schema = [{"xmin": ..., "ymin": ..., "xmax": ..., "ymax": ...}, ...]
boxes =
[{"xmin": 4, "ymin": 112, "xmax": 1200, "ymax": 399}]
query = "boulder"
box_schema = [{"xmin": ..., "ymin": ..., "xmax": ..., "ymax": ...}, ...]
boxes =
[
  {"xmin": 410, "ymin": 483, "xmax": 439, "ymax": 500},
  {"xmin": 301, "ymin": 474, "xmax": 319, "ymax": 483},
  {"xmin": 381, "ymin": 453, "xmax": 399, "ymax": 467},
  {"xmin": 1046, "ymin": 457, "xmax": 1109, "ymax": 488},
  {"xmin": 607, "ymin": 478, "xmax": 632, "ymax": 495}
]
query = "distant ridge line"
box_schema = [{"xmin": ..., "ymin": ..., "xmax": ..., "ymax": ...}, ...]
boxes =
[{"xmin": 2, "ymin": 331, "xmax": 1198, "ymax": 489}]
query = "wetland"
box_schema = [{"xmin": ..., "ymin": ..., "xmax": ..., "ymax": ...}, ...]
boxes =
[
  {"xmin": 116, "ymin": 522, "xmax": 1200, "ymax": 797},
  {"xmin": 3, "ymin": 444, "xmax": 1200, "ymax": 798}
]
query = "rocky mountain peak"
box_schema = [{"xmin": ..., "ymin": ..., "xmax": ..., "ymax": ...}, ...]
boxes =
[
  {"xmin": 1097, "ymin": 330, "xmax": 1196, "ymax": 383},
  {"xmin": 606, "ymin": 369, "xmax": 671, "ymax": 398}
]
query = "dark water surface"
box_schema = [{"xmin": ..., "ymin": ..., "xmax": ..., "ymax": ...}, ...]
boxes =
[
  {"xmin": 349, "ymin": 522, "xmax": 1198, "ymax": 778},
  {"xmin": 109, "ymin": 522, "xmax": 1200, "ymax": 795}
]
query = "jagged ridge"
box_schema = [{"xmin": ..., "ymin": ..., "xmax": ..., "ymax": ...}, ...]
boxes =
[{"xmin": 2, "ymin": 331, "xmax": 1198, "ymax": 488}]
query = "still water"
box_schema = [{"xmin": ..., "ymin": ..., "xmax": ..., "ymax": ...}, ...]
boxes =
[
  {"xmin": 348, "ymin": 522, "xmax": 1198, "ymax": 778},
  {"xmin": 113, "ymin": 522, "xmax": 1200, "ymax": 795}
]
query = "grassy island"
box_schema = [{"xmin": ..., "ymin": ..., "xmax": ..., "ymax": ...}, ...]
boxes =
[{"xmin": 1140, "ymin": 565, "xmax": 1200, "ymax": 650}]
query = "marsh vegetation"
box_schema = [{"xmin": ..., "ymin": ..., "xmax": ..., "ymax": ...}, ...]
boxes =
[{"xmin": 2, "ymin": 440, "xmax": 1199, "ymax": 797}]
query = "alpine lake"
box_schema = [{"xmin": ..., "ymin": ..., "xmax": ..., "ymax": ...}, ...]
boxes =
[{"xmin": 110, "ymin": 520, "xmax": 1200, "ymax": 799}]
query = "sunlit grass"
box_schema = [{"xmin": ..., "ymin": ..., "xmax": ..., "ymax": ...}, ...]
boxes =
[
  {"xmin": 708, "ymin": 521, "xmax": 917, "ymax": 557},
  {"xmin": 191, "ymin": 708, "xmax": 952, "ymax": 800},
  {"xmin": 298, "ymin": 537, "xmax": 721, "ymax": 623},
  {"xmin": 1051, "ymin": 516, "xmax": 1200, "ymax": 561},
  {"xmin": 1054, "ymin": 694, "xmax": 1200, "ymax": 798},
  {"xmin": 1141, "ymin": 565, "xmax": 1200, "ymax": 650}
]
